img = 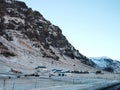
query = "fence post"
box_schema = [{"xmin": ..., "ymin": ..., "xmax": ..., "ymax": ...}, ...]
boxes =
[
  {"xmin": 3, "ymin": 79, "xmax": 5, "ymax": 90},
  {"xmin": 73, "ymin": 79, "xmax": 74, "ymax": 84},
  {"xmin": 12, "ymin": 82, "xmax": 15, "ymax": 90},
  {"xmin": 35, "ymin": 78, "xmax": 37, "ymax": 88}
]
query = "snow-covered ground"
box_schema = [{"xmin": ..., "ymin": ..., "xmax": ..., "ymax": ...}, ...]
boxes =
[
  {"xmin": 90, "ymin": 57, "xmax": 120, "ymax": 73},
  {"xmin": 0, "ymin": 76, "xmax": 119, "ymax": 90},
  {"xmin": 0, "ymin": 35, "xmax": 99, "ymax": 75}
]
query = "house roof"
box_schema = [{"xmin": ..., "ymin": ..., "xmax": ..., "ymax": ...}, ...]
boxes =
[{"xmin": 35, "ymin": 66, "xmax": 46, "ymax": 69}]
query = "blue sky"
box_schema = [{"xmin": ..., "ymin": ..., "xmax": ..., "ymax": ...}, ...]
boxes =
[{"xmin": 20, "ymin": 0, "xmax": 120, "ymax": 60}]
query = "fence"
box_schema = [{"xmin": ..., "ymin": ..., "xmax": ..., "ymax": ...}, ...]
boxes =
[
  {"xmin": 0, "ymin": 73, "xmax": 120, "ymax": 90},
  {"xmin": 1, "ymin": 78, "xmax": 38, "ymax": 90},
  {"xmin": 0, "ymin": 77, "xmax": 74, "ymax": 90}
]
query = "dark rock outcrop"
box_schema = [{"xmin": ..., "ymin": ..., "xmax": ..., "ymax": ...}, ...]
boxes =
[{"xmin": 0, "ymin": 0, "xmax": 93, "ymax": 66}]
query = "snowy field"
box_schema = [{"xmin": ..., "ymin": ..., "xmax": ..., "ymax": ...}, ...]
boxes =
[{"xmin": 0, "ymin": 75, "xmax": 119, "ymax": 90}]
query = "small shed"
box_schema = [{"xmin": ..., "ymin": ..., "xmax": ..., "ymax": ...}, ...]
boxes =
[
  {"xmin": 50, "ymin": 69, "xmax": 70, "ymax": 77},
  {"xmin": 35, "ymin": 66, "xmax": 47, "ymax": 72},
  {"xmin": 35, "ymin": 66, "xmax": 46, "ymax": 69}
]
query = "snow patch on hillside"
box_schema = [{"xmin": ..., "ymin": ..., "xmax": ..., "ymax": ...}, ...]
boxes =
[{"xmin": 4, "ymin": 15, "xmax": 25, "ymax": 24}]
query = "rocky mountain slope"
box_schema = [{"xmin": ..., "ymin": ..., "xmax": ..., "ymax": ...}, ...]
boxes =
[
  {"xmin": 90, "ymin": 57, "xmax": 120, "ymax": 73},
  {"xmin": 0, "ymin": 0, "xmax": 97, "ymax": 74}
]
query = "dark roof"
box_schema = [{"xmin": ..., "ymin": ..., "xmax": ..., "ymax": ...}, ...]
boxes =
[{"xmin": 35, "ymin": 66, "xmax": 46, "ymax": 69}]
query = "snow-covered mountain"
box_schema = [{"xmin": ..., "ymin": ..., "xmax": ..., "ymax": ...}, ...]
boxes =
[
  {"xmin": 0, "ymin": 0, "xmax": 98, "ymax": 75},
  {"xmin": 90, "ymin": 57, "xmax": 120, "ymax": 73}
]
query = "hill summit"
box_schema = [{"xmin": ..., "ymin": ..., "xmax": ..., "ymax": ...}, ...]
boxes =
[{"xmin": 0, "ymin": 0, "xmax": 96, "ymax": 74}]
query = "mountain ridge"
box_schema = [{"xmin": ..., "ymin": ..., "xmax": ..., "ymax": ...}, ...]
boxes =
[{"xmin": 0, "ymin": 0, "xmax": 98, "ymax": 74}]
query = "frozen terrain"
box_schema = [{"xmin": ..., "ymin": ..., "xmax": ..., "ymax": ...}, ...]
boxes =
[
  {"xmin": 0, "ymin": 76, "xmax": 119, "ymax": 90},
  {"xmin": 90, "ymin": 57, "xmax": 120, "ymax": 73},
  {"xmin": 0, "ymin": 1, "xmax": 120, "ymax": 90}
]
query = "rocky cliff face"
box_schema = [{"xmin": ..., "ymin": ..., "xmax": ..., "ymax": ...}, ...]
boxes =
[{"xmin": 0, "ymin": 0, "xmax": 95, "ymax": 73}]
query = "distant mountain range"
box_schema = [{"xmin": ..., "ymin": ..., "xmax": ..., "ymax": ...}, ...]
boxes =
[{"xmin": 90, "ymin": 56, "xmax": 120, "ymax": 73}]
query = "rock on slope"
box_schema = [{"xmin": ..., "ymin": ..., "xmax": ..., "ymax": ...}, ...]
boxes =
[
  {"xmin": 90, "ymin": 57, "xmax": 120, "ymax": 73},
  {"xmin": 0, "ymin": 0, "xmax": 96, "ymax": 74}
]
